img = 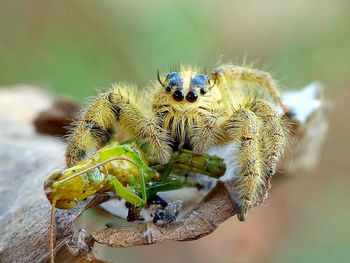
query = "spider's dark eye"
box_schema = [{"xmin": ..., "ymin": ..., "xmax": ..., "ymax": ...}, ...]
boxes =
[
  {"xmin": 173, "ymin": 90, "xmax": 184, "ymax": 101},
  {"xmin": 200, "ymin": 89, "xmax": 206, "ymax": 95},
  {"xmin": 165, "ymin": 86, "xmax": 171, "ymax": 92},
  {"xmin": 186, "ymin": 90, "xmax": 198, "ymax": 102}
]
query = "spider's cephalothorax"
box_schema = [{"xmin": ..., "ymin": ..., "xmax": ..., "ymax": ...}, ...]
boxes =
[
  {"xmin": 65, "ymin": 65, "xmax": 290, "ymax": 221},
  {"xmin": 153, "ymin": 69, "xmax": 225, "ymax": 153}
]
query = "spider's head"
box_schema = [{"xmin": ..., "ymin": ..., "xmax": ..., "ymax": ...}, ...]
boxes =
[{"xmin": 157, "ymin": 69, "xmax": 216, "ymax": 105}]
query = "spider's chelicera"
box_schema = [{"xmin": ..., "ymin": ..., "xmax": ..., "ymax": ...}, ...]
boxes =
[{"xmin": 65, "ymin": 64, "xmax": 290, "ymax": 221}]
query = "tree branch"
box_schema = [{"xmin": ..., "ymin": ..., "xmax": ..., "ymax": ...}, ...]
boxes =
[{"xmin": 92, "ymin": 181, "xmax": 235, "ymax": 247}]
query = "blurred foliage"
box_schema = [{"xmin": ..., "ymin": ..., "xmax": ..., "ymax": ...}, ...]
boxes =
[{"xmin": 1, "ymin": 1, "xmax": 349, "ymax": 262}]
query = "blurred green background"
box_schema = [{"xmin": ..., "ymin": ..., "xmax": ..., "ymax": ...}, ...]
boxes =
[
  {"xmin": 1, "ymin": 0, "xmax": 349, "ymax": 99},
  {"xmin": 1, "ymin": 1, "xmax": 349, "ymax": 262}
]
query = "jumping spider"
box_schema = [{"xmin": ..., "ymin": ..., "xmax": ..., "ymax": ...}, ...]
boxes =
[{"xmin": 65, "ymin": 64, "xmax": 290, "ymax": 221}]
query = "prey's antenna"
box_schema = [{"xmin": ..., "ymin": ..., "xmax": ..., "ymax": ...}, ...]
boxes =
[{"xmin": 57, "ymin": 157, "xmax": 140, "ymax": 184}]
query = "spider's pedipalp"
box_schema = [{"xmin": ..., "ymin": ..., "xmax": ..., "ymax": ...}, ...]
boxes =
[{"xmin": 138, "ymin": 121, "xmax": 172, "ymax": 164}]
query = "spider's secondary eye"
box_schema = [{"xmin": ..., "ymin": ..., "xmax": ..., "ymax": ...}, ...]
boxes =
[
  {"xmin": 191, "ymin": 74, "xmax": 209, "ymax": 92},
  {"xmin": 166, "ymin": 72, "xmax": 179, "ymax": 80},
  {"xmin": 194, "ymin": 74, "xmax": 208, "ymax": 84},
  {"xmin": 200, "ymin": 89, "xmax": 206, "ymax": 95},
  {"xmin": 165, "ymin": 72, "xmax": 182, "ymax": 90}
]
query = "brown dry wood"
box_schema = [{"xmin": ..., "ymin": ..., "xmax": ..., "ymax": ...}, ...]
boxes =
[
  {"xmin": 92, "ymin": 181, "xmax": 235, "ymax": 247},
  {"xmin": 0, "ymin": 87, "xmax": 104, "ymax": 263},
  {"xmin": 0, "ymin": 133, "xmax": 108, "ymax": 263}
]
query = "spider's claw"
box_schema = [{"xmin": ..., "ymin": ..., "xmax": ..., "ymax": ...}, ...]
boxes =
[
  {"xmin": 236, "ymin": 202, "xmax": 250, "ymax": 222},
  {"xmin": 237, "ymin": 211, "xmax": 248, "ymax": 222},
  {"xmin": 268, "ymin": 168, "xmax": 276, "ymax": 177},
  {"xmin": 224, "ymin": 182, "xmax": 251, "ymax": 221}
]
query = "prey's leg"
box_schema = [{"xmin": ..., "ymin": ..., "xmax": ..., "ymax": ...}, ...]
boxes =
[{"xmin": 107, "ymin": 174, "xmax": 146, "ymax": 207}]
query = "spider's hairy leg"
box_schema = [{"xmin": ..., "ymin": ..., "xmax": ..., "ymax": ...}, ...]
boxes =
[
  {"xmin": 211, "ymin": 65, "xmax": 291, "ymax": 114},
  {"xmin": 223, "ymin": 100, "xmax": 288, "ymax": 221},
  {"xmin": 65, "ymin": 85, "xmax": 144, "ymax": 167},
  {"xmin": 251, "ymin": 99, "xmax": 289, "ymax": 178},
  {"xmin": 223, "ymin": 108, "xmax": 265, "ymax": 221},
  {"xmin": 65, "ymin": 85, "xmax": 171, "ymax": 167}
]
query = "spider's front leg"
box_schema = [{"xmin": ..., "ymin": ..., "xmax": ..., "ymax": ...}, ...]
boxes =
[
  {"xmin": 65, "ymin": 84, "xmax": 171, "ymax": 167},
  {"xmin": 222, "ymin": 100, "xmax": 288, "ymax": 221}
]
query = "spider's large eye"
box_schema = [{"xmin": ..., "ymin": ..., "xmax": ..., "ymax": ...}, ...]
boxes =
[
  {"xmin": 173, "ymin": 90, "xmax": 184, "ymax": 101},
  {"xmin": 186, "ymin": 90, "xmax": 198, "ymax": 102}
]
